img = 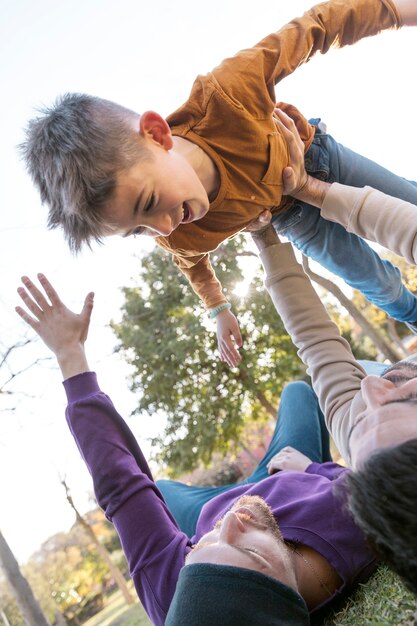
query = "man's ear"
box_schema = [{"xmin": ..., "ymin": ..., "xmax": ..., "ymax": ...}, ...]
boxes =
[{"xmin": 139, "ymin": 111, "xmax": 173, "ymax": 150}]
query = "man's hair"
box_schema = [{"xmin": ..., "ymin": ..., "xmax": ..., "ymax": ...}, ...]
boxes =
[
  {"xmin": 20, "ymin": 93, "xmax": 150, "ymax": 252},
  {"xmin": 346, "ymin": 439, "xmax": 417, "ymax": 593}
]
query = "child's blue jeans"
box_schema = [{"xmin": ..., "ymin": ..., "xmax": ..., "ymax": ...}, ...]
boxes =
[
  {"xmin": 272, "ymin": 124, "xmax": 417, "ymax": 323},
  {"xmin": 156, "ymin": 381, "xmax": 331, "ymax": 538}
]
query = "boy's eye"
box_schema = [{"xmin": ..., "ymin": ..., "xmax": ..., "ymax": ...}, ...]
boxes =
[
  {"xmin": 144, "ymin": 194, "xmax": 154, "ymax": 212},
  {"xmin": 132, "ymin": 226, "xmax": 145, "ymax": 237}
]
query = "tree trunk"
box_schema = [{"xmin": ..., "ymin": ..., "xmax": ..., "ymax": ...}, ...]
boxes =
[
  {"xmin": 301, "ymin": 256, "xmax": 403, "ymax": 364},
  {"xmin": 238, "ymin": 442, "xmax": 261, "ymax": 471},
  {"xmin": 61, "ymin": 481, "xmax": 134, "ymax": 606},
  {"xmin": 0, "ymin": 531, "xmax": 51, "ymax": 626},
  {"xmin": 236, "ymin": 366, "xmax": 277, "ymax": 417},
  {"xmin": 254, "ymin": 389, "xmax": 277, "ymax": 418},
  {"xmin": 386, "ymin": 318, "xmax": 410, "ymax": 358},
  {"xmin": 0, "ymin": 610, "xmax": 11, "ymax": 626}
]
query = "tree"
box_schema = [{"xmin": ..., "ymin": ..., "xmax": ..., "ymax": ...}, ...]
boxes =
[
  {"xmin": 112, "ymin": 236, "xmax": 305, "ymax": 473},
  {"xmin": 0, "ymin": 531, "xmax": 51, "ymax": 626},
  {"xmin": 61, "ymin": 479, "xmax": 134, "ymax": 606},
  {"xmin": 0, "ymin": 340, "xmax": 53, "ymax": 626},
  {"xmin": 301, "ymin": 256, "xmax": 405, "ymax": 363}
]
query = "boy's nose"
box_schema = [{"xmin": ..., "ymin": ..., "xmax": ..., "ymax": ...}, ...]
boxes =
[{"xmin": 148, "ymin": 214, "xmax": 174, "ymax": 237}]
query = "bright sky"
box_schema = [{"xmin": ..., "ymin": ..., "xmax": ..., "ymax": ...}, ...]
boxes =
[{"xmin": 1, "ymin": 0, "xmax": 416, "ymax": 564}]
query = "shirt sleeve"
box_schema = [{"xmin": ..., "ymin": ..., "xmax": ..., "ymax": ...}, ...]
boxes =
[
  {"xmin": 305, "ymin": 461, "xmax": 348, "ymax": 481},
  {"xmin": 156, "ymin": 237, "xmax": 228, "ymax": 309},
  {"xmin": 259, "ymin": 241, "xmax": 365, "ymax": 462},
  {"xmin": 211, "ymin": 0, "xmax": 400, "ymax": 118},
  {"xmin": 322, "ymin": 183, "xmax": 417, "ymax": 265},
  {"xmin": 63, "ymin": 372, "xmax": 189, "ymax": 626}
]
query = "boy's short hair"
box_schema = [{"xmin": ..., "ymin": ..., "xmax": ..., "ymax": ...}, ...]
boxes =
[
  {"xmin": 20, "ymin": 93, "xmax": 150, "ymax": 252},
  {"xmin": 347, "ymin": 439, "xmax": 417, "ymax": 593}
]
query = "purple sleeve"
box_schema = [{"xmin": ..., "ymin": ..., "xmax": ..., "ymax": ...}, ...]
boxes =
[
  {"xmin": 63, "ymin": 372, "xmax": 190, "ymax": 626},
  {"xmin": 305, "ymin": 462, "xmax": 348, "ymax": 481}
]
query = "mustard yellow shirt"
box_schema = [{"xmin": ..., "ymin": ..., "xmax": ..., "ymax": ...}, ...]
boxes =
[{"xmin": 157, "ymin": 0, "xmax": 400, "ymax": 310}]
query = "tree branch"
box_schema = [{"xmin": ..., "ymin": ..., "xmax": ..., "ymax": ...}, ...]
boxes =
[{"xmin": 301, "ymin": 256, "xmax": 403, "ymax": 364}]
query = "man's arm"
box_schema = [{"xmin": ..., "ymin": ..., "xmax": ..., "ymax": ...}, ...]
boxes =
[
  {"xmin": 251, "ymin": 228, "xmax": 365, "ymax": 463},
  {"xmin": 15, "ymin": 275, "xmax": 189, "ymax": 626},
  {"xmin": 276, "ymin": 108, "xmax": 417, "ymax": 265}
]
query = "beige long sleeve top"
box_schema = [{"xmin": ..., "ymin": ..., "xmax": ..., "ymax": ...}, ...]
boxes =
[
  {"xmin": 261, "ymin": 241, "xmax": 365, "ymax": 464},
  {"xmin": 156, "ymin": 0, "xmax": 400, "ymax": 310},
  {"xmin": 260, "ymin": 183, "xmax": 417, "ymax": 463},
  {"xmin": 321, "ymin": 183, "xmax": 417, "ymax": 264}
]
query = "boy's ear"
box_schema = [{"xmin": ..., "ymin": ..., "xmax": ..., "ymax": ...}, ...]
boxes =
[{"xmin": 139, "ymin": 111, "xmax": 173, "ymax": 150}]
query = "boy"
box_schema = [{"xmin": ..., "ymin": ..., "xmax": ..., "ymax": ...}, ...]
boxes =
[{"xmin": 21, "ymin": 0, "xmax": 417, "ymax": 367}]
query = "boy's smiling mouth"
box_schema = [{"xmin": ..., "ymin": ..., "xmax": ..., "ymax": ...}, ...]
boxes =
[{"xmin": 181, "ymin": 202, "xmax": 193, "ymax": 224}]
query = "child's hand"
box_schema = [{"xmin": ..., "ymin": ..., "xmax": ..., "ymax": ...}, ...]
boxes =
[
  {"xmin": 267, "ymin": 446, "xmax": 312, "ymax": 474},
  {"xmin": 216, "ymin": 309, "xmax": 243, "ymax": 368},
  {"xmin": 15, "ymin": 273, "xmax": 94, "ymax": 378}
]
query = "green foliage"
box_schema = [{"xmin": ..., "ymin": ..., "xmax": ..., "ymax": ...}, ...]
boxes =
[
  {"xmin": 112, "ymin": 236, "xmax": 304, "ymax": 474},
  {"xmin": 15, "ymin": 511, "xmax": 121, "ymax": 625},
  {"xmin": 340, "ymin": 328, "xmax": 378, "ymax": 362},
  {"xmin": 0, "ymin": 583, "xmax": 26, "ymax": 626}
]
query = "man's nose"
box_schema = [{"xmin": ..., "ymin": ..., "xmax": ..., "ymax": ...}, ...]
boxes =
[
  {"xmin": 361, "ymin": 375, "xmax": 394, "ymax": 409},
  {"xmin": 218, "ymin": 512, "xmax": 245, "ymax": 544}
]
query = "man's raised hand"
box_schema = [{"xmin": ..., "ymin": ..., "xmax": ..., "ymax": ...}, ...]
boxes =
[{"xmin": 16, "ymin": 274, "xmax": 94, "ymax": 378}]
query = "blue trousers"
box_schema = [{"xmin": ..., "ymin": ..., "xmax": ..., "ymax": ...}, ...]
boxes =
[
  {"xmin": 272, "ymin": 125, "xmax": 417, "ymax": 323},
  {"xmin": 156, "ymin": 381, "xmax": 331, "ymax": 538}
]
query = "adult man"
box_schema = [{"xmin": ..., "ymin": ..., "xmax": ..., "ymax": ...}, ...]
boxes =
[
  {"xmin": 16, "ymin": 275, "xmax": 377, "ymax": 625},
  {"xmin": 251, "ymin": 109, "xmax": 417, "ymax": 593}
]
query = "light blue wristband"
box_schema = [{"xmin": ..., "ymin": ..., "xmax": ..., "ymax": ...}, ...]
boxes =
[{"xmin": 209, "ymin": 302, "xmax": 232, "ymax": 319}]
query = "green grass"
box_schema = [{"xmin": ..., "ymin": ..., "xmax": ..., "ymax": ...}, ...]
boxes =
[
  {"xmin": 82, "ymin": 582, "xmax": 151, "ymax": 626},
  {"xmin": 84, "ymin": 567, "xmax": 416, "ymax": 626},
  {"xmin": 315, "ymin": 566, "xmax": 417, "ymax": 626}
]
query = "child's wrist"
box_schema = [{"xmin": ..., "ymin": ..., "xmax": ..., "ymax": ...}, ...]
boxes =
[{"xmin": 209, "ymin": 302, "xmax": 231, "ymax": 319}]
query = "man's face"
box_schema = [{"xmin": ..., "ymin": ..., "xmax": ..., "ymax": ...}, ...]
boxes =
[
  {"xmin": 186, "ymin": 495, "xmax": 297, "ymax": 591},
  {"xmin": 102, "ymin": 140, "xmax": 210, "ymax": 239},
  {"xmin": 350, "ymin": 361, "xmax": 417, "ymax": 469}
]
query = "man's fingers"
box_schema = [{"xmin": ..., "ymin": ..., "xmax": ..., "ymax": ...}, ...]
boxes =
[
  {"xmin": 17, "ymin": 284, "xmax": 45, "ymax": 320},
  {"xmin": 244, "ymin": 210, "xmax": 272, "ymax": 232},
  {"xmin": 81, "ymin": 292, "xmax": 95, "ymax": 323},
  {"xmin": 274, "ymin": 108, "xmax": 296, "ymax": 130},
  {"xmin": 37, "ymin": 273, "xmax": 62, "ymax": 306},
  {"xmin": 15, "ymin": 305, "xmax": 40, "ymax": 331},
  {"xmin": 20, "ymin": 275, "xmax": 52, "ymax": 312}
]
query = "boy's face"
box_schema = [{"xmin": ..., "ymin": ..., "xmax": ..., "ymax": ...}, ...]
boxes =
[{"xmin": 102, "ymin": 114, "xmax": 210, "ymax": 239}]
